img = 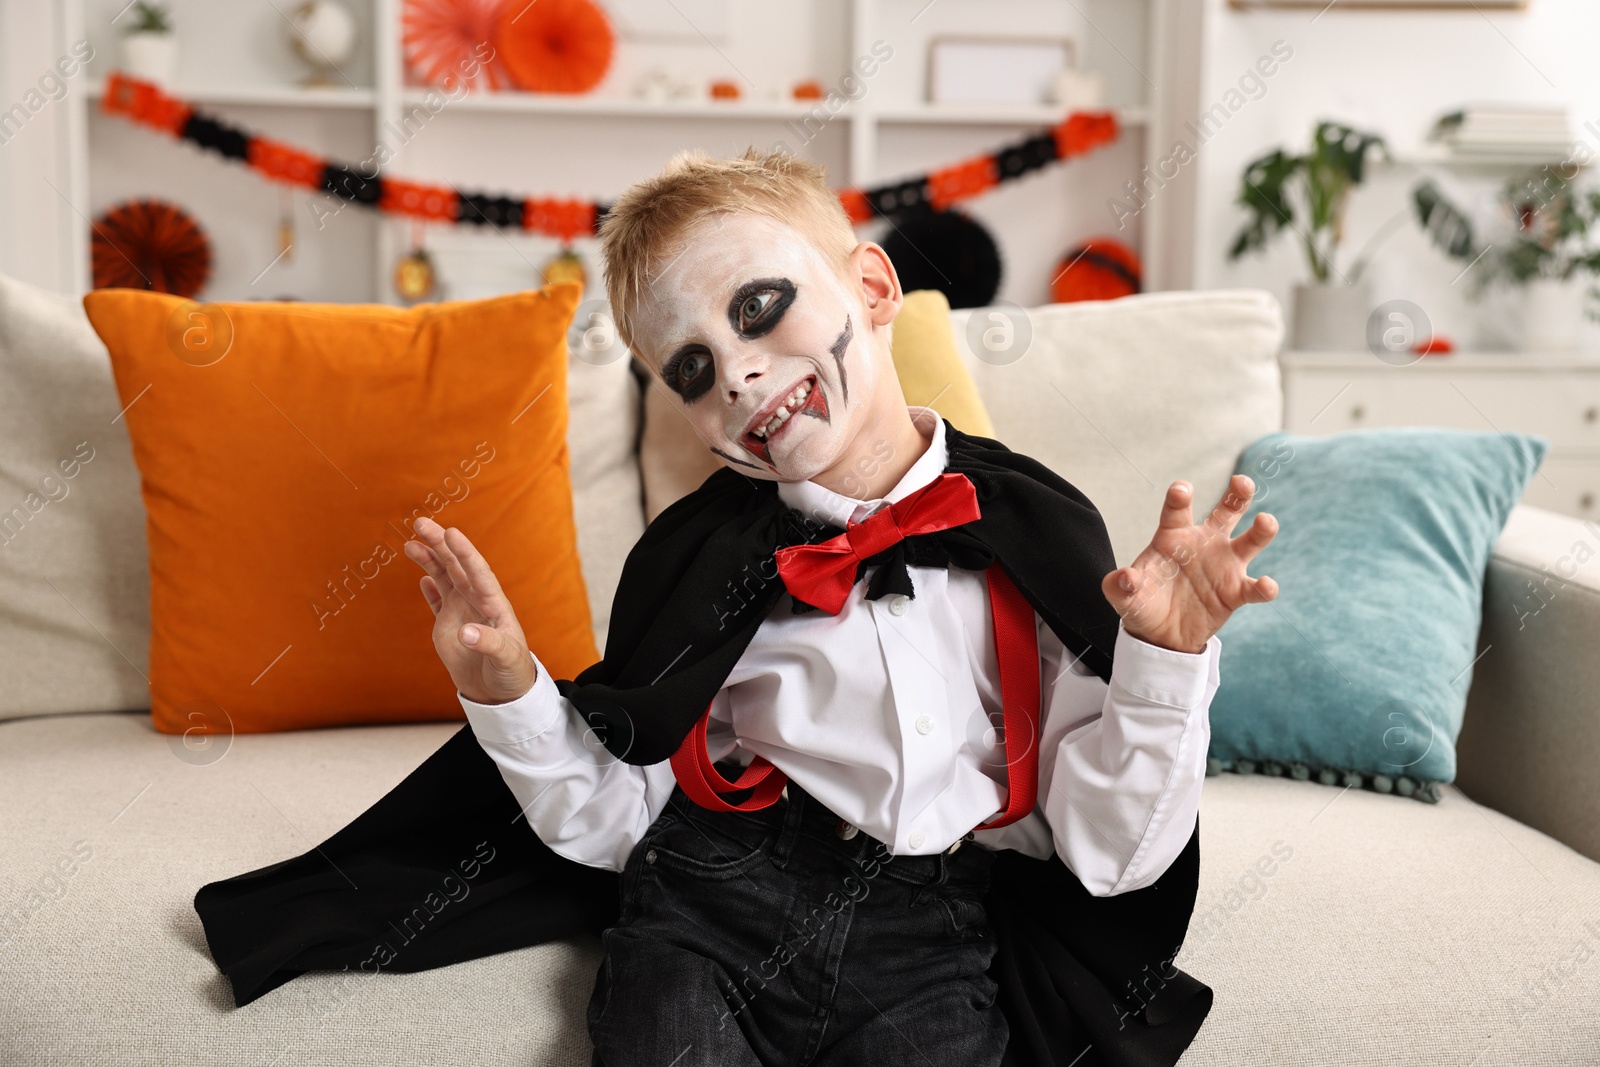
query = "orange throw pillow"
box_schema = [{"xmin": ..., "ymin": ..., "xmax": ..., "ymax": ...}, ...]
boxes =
[{"xmin": 83, "ymin": 284, "xmax": 598, "ymax": 735}]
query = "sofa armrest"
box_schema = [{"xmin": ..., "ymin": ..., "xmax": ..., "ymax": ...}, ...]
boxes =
[{"xmin": 1456, "ymin": 503, "xmax": 1600, "ymax": 862}]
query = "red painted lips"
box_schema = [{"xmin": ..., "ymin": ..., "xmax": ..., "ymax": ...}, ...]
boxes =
[{"xmin": 740, "ymin": 375, "xmax": 830, "ymax": 466}]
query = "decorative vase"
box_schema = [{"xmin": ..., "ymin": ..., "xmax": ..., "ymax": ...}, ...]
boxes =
[
  {"xmin": 289, "ymin": 0, "xmax": 358, "ymax": 88},
  {"xmin": 1521, "ymin": 276, "xmax": 1585, "ymax": 351},
  {"xmin": 1291, "ymin": 282, "xmax": 1371, "ymax": 352},
  {"xmin": 121, "ymin": 31, "xmax": 178, "ymax": 86}
]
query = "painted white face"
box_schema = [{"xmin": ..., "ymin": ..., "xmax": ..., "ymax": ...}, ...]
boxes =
[{"xmin": 630, "ymin": 212, "xmax": 883, "ymax": 483}]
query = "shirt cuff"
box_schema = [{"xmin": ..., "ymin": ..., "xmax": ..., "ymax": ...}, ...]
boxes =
[
  {"xmin": 457, "ymin": 651, "xmax": 564, "ymax": 744},
  {"xmin": 1110, "ymin": 619, "xmax": 1220, "ymax": 709}
]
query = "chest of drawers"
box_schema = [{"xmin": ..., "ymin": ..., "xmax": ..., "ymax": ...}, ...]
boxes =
[{"xmin": 1280, "ymin": 351, "xmax": 1600, "ymax": 520}]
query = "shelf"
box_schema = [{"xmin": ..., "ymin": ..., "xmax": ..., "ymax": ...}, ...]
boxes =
[
  {"xmin": 86, "ymin": 80, "xmax": 377, "ymax": 110},
  {"xmin": 393, "ymin": 89, "xmax": 1144, "ymax": 128},
  {"xmin": 398, "ymin": 89, "xmax": 842, "ymax": 120},
  {"xmin": 874, "ymin": 104, "xmax": 1147, "ymax": 127}
]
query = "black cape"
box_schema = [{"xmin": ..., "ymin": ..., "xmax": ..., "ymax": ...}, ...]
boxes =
[{"xmin": 194, "ymin": 422, "xmax": 1213, "ymax": 1067}]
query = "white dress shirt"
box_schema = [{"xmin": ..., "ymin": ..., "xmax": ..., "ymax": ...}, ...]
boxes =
[{"xmin": 461, "ymin": 408, "xmax": 1221, "ymax": 897}]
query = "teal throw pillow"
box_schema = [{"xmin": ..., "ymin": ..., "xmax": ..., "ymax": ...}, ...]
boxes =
[{"xmin": 1207, "ymin": 428, "xmax": 1547, "ymax": 802}]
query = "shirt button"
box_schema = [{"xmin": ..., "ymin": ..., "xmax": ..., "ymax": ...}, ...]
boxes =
[
  {"xmin": 835, "ymin": 819, "xmax": 859, "ymax": 841},
  {"xmin": 645, "ymin": 849, "xmax": 658, "ymax": 864},
  {"xmin": 915, "ymin": 715, "xmax": 934, "ymax": 735},
  {"xmin": 886, "ymin": 594, "xmax": 909, "ymax": 616},
  {"xmin": 908, "ymin": 829, "xmax": 926, "ymax": 849}
]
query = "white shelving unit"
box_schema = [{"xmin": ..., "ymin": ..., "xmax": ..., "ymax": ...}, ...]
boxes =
[{"xmin": 62, "ymin": 0, "xmax": 1198, "ymax": 305}]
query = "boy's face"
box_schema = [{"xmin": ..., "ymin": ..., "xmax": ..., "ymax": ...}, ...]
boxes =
[{"xmin": 629, "ymin": 212, "xmax": 889, "ymax": 483}]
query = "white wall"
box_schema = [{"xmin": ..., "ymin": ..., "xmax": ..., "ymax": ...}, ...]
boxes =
[
  {"xmin": 1183, "ymin": 0, "xmax": 1600, "ymax": 349},
  {"xmin": 0, "ymin": 0, "xmax": 89, "ymax": 293}
]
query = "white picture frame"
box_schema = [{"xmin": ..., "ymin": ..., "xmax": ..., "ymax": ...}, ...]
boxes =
[{"xmin": 927, "ymin": 37, "xmax": 1076, "ymax": 107}]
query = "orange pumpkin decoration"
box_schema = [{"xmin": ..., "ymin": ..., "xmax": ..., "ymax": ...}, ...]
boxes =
[
  {"xmin": 1050, "ymin": 238, "xmax": 1141, "ymax": 304},
  {"xmin": 709, "ymin": 79, "xmax": 741, "ymax": 100},
  {"xmin": 91, "ymin": 199, "xmax": 212, "ymax": 298},
  {"xmin": 792, "ymin": 80, "xmax": 825, "ymax": 100},
  {"xmin": 493, "ymin": 0, "xmax": 614, "ymax": 94}
]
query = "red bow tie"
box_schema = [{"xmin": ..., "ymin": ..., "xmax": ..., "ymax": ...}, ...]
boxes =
[{"xmin": 774, "ymin": 471, "xmax": 982, "ymax": 615}]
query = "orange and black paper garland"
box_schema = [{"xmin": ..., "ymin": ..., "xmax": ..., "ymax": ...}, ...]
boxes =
[{"xmin": 99, "ymin": 72, "xmax": 1121, "ymax": 240}]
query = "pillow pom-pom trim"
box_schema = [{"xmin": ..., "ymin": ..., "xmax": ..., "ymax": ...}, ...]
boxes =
[{"xmin": 1206, "ymin": 757, "xmax": 1442, "ymax": 804}]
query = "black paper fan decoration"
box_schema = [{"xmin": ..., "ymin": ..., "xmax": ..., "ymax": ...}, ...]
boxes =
[
  {"xmin": 91, "ymin": 198, "xmax": 213, "ymax": 297},
  {"xmin": 879, "ymin": 209, "xmax": 1002, "ymax": 309}
]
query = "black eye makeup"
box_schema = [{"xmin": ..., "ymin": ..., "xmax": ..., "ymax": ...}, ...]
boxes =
[
  {"xmin": 660, "ymin": 346, "xmax": 715, "ymax": 402},
  {"xmin": 727, "ymin": 277, "xmax": 796, "ymax": 338}
]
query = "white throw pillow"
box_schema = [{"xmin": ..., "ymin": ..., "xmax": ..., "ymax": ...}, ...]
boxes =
[
  {"xmin": 0, "ymin": 274, "xmax": 151, "ymax": 718},
  {"xmin": 950, "ymin": 290, "xmax": 1285, "ymax": 566}
]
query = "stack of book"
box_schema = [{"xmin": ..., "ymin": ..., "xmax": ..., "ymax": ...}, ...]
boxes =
[{"xmin": 1429, "ymin": 105, "xmax": 1574, "ymax": 161}]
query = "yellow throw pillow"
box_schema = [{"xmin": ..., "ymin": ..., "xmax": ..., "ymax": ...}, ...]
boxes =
[{"xmin": 890, "ymin": 289, "xmax": 995, "ymax": 438}]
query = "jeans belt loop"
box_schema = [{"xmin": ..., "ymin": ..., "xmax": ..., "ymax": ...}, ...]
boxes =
[{"xmin": 771, "ymin": 779, "xmax": 805, "ymax": 867}]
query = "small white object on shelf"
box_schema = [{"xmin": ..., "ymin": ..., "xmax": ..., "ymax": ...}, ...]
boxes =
[
  {"xmin": 120, "ymin": 3, "xmax": 177, "ymax": 87},
  {"xmin": 632, "ymin": 68, "xmax": 699, "ymax": 105},
  {"xmin": 288, "ymin": 1, "xmax": 360, "ymax": 89},
  {"xmin": 1050, "ymin": 67, "xmax": 1104, "ymax": 111}
]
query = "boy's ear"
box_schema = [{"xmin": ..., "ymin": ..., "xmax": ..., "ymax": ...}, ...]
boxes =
[{"xmin": 849, "ymin": 241, "xmax": 903, "ymax": 329}]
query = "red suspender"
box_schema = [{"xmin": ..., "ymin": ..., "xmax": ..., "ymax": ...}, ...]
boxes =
[{"xmin": 668, "ymin": 565, "xmax": 1043, "ymax": 830}]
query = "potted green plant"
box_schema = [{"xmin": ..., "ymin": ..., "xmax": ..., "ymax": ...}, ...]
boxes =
[
  {"xmin": 121, "ymin": 2, "xmax": 177, "ymax": 87},
  {"xmin": 1229, "ymin": 121, "xmax": 1389, "ymax": 350},
  {"xmin": 1414, "ymin": 169, "xmax": 1600, "ymax": 350}
]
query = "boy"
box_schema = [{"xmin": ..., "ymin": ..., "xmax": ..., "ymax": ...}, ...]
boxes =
[{"xmin": 401, "ymin": 148, "xmax": 1279, "ymax": 1066}]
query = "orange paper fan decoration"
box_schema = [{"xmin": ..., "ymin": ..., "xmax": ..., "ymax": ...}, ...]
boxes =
[
  {"xmin": 402, "ymin": 0, "xmax": 513, "ymax": 92},
  {"xmin": 493, "ymin": 0, "xmax": 614, "ymax": 94},
  {"xmin": 91, "ymin": 199, "xmax": 212, "ymax": 298}
]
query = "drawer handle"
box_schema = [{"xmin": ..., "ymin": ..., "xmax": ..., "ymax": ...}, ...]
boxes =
[
  {"xmin": 1585, "ymin": 406, "xmax": 1598, "ymax": 424},
  {"xmin": 1350, "ymin": 404, "xmax": 1366, "ymax": 421}
]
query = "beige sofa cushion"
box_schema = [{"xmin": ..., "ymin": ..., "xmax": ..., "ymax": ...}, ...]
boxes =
[
  {"xmin": 638, "ymin": 371, "xmax": 720, "ymax": 523},
  {"xmin": 2, "ymin": 713, "xmax": 1596, "ymax": 1065},
  {"xmin": 1179, "ymin": 773, "xmax": 1600, "ymax": 1065},
  {"xmin": 565, "ymin": 352, "xmax": 645, "ymax": 651},
  {"xmin": 949, "ymin": 290, "xmax": 1285, "ymax": 566},
  {"xmin": 0, "ymin": 274, "xmax": 150, "ymax": 719},
  {"xmin": 0, "ymin": 714, "xmax": 597, "ymax": 1067}
]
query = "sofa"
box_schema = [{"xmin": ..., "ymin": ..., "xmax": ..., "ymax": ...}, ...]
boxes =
[{"xmin": 3, "ymin": 281, "xmax": 1598, "ymax": 1066}]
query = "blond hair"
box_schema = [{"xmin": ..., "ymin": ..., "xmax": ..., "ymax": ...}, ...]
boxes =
[{"xmin": 598, "ymin": 146, "xmax": 859, "ymax": 355}]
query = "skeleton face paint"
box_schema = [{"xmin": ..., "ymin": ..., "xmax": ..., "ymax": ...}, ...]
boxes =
[{"xmin": 632, "ymin": 213, "xmax": 883, "ymax": 482}]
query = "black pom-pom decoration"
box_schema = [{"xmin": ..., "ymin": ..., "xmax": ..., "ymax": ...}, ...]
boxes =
[{"xmin": 878, "ymin": 209, "xmax": 1002, "ymax": 309}]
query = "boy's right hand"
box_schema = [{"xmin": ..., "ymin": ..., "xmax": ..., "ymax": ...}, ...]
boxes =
[{"xmin": 404, "ymin": 516, "xmax": 537, "ymax": 706}]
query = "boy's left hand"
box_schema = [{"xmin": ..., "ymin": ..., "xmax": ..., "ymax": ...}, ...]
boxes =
[{"xmin": 1100, "ymin": 475, "xmax": 1280, "ymax": 655}]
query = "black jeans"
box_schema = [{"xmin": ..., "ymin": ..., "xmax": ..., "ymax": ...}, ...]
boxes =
[{"xmin": 587, "ymin": 776, "xmax": 1007, "ymax": 1067}]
